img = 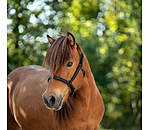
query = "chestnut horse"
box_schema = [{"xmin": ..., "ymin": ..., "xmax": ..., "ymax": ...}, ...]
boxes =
[{"xmin": 7, "ymin": 32, "xmax": 104, "ymax": 130}]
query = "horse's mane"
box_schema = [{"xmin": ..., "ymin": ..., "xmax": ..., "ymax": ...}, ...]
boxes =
[
  {"xmin": 43, "ymin": 33, "xmax": 82, "ymax": 77},
  {"xmin": 53, "ymin": 94, "xmax": 80, "ymax": 129},
  {"xmin": 53, "ymin": 97, "xmax": 76, "ymax": 122}
]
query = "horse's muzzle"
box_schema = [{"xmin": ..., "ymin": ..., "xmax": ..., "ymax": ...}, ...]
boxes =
[{"xmin": 42, "ymin": 94, "xmax": 63, "ymax": 111}]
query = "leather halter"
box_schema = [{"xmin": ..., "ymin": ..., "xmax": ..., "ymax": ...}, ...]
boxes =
[{"xmin": 47, "ymin": 53, "xmax": 85, "ymax": 98}]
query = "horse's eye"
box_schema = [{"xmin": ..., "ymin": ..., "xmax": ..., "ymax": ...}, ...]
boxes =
[{"xmin": 67, "ymin": 62, "xmax": 73, "ymax": 67}]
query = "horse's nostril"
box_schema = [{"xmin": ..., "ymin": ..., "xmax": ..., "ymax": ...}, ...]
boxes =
[{"xmin": 48, "ymin": 95, "xmax": 56, "ymax": 105}]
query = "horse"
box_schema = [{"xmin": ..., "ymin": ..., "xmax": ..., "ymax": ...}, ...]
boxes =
[{"xmin": 7, "ymin": 32, "xmax": 105, "ymax": 130}]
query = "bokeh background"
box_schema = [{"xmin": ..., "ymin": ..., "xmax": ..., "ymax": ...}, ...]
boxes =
[{"xmin": 7, "ymin": 0, "xmax": 142, "ymax": 129}]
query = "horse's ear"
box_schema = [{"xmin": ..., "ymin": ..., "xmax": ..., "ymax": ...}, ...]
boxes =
[
  {"xmin": 47, "ymin": 35, "xmax": 55, "ymax": 44},
  {"xmin": 67, "ymin": 32, "xmax": 76, "ymax": 47}
]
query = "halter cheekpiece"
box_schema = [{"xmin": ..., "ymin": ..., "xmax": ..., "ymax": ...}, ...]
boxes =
[{"xmin": 47, "ymin": 53, "xmax": 85, "ymax": 98}]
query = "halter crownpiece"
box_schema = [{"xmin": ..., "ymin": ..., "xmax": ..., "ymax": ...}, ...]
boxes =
[{"xmin": 47, "ymin": 53, "xmax": 85, "ymax": 98}]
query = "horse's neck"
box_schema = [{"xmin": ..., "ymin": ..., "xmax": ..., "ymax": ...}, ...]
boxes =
[{"xmin": 53, "ymin": 57, "xmax": 99, "ymax": 129}]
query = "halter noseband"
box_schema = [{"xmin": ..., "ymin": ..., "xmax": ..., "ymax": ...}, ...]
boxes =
[{"xmin": 47, "ymin": 53, "xmax": 85, "ymax": 98}]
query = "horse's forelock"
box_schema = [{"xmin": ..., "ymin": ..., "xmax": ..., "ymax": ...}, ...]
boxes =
[{"xmin": 43, "ymin": 35, "xmax": 72, "ymax": 77}]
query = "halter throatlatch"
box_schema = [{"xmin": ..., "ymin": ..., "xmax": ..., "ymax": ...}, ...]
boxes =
[{"xmin": 47, "ymin": 53, "xmax": 85, "ymax": 98}]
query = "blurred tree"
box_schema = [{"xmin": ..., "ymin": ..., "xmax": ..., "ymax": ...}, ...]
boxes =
[
  {"xmin": 7, "ymin": 0, "xmax": 141, "ymax": 129},
  {"xmin": 7, "ymin": 0, "xmax": 65, "ymax": 73}
]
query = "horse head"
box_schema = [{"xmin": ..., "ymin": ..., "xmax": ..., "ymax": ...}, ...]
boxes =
[{"xmin": 42, "ymin": 32, "xmax": 85, "ymax": 110}]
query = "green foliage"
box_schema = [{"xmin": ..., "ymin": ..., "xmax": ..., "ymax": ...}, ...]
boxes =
[{"xmin": 7, "ymin": 0, "xmax": 141, "ymax": 129}]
